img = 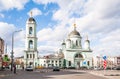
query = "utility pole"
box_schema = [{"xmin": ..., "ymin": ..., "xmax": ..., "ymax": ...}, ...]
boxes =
[{"xmin": 11, "ymin": 30, "xmax": 22, "ymax": 71}]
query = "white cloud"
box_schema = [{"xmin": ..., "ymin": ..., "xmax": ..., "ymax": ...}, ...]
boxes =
[
  {"xmin": 33, "ymin": 0, "xmax": 120, "ymax": 56},
  {"xmin": 0, "ymin": 0, "xmax": 29, "ymax": 11},
  {"xmin": 14, "ymin": 47, "xmax": 24, "ymax": 57},
  {"xmin": 0, "ymin": 22, "xmax": 25, "ymax": 57},
  {"xmin": 0, "ymin": 22, "xmax": 16, "ymax": 40},
  {"xmin": 37, "ymin": 24, "xmax": 69, "ymax": 54},
  {"xmin": 28, "ymin": 8, "xmax": 42, "ymax": 17},
  {"xmin": 33, "ymin": 0, "xmax": 57, "ymax": 5},
  {"xmin": 37, "ymin": 26, "xmax": 68, "ymax": 42}
]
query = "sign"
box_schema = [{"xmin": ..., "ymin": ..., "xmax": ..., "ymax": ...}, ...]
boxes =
[
  {"xmin": 83, "ymin": 61, "xmax": 86, "ymax": 64},
  {"xmin": 103, "ymin": 60, "xmax": 107, "ymax": 69},
  {"xmin": 103, "ymin": 56, "xmax": 107, "ymax": 69},
  {"xmin": 103, "ymin": 56, "xmax": 107, "ymax": 60}
]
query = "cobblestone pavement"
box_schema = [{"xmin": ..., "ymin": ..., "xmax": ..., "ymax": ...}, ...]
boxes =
[
  {"xmin": 87, "ymin": 70, "xmax": 120, "ymax": 79},
  {"xmin": 0, "ymin": 69, "xmax": 119, "ymax": 79},
  {"xmin": 0, "ymin": 69, "xmax": 108, "ymax": 79}
]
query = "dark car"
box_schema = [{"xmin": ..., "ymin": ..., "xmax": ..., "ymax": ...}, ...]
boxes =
[
  {"xmin": 115, "ymin": 66, "xmax": 120, "ymax": 70},
  {"xmin": 25, "ymin": 66, "xmax": 33, "ymax": 71},
  {"xmin": 53, "ymin": 67, "xmax": 60, "ymax": 71}
]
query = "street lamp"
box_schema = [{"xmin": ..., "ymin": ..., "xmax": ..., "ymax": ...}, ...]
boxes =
[{"xmin": 11, "ymin": 30, "xmax": 22, "ymax": 71}]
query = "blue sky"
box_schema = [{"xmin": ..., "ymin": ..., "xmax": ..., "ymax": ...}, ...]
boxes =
[{"xmin": 0, "ymin": 0, "xmax": 120, "ymax": 57}]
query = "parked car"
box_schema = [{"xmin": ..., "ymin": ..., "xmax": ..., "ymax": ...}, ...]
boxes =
[
  {"xmin": 25, "ymin": 66, "xmax": 33, "ymax": 71},
  {"xmin": 53, "ymin": 67, "xmax": 60, "ymax": 71},
  {"xmin": 114, "ymin": 66, "xmax": 120, "ymax": 70}
]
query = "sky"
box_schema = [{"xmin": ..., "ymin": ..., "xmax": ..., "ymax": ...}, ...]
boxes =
[{"xmin": 0, "ymin": 0, "xmax": 120, "ymax": 57}]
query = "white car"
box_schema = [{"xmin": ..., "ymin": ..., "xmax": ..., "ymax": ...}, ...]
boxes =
[{"xmin": 25, "ymin": 66, "xmax": 33, "ymax": 71}]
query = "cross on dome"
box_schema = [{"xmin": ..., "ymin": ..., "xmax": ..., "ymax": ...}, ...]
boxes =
[{"xmin": 30, "ymin": 11, "xmax": 33, "ymax": 17}]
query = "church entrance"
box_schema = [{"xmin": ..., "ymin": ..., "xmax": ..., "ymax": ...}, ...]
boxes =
[{"xmin": 74, "ymin": 53, "xmax": 84, "ymax": 69}]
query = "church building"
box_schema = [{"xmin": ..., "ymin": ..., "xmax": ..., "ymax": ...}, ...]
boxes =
[
  {"xmin": 24, "ymin": 14, "xmax": 93, "ymax": 69},
  {"xmin": 61, "ymin": 24, "xmax": 93, "ymax": 68}
]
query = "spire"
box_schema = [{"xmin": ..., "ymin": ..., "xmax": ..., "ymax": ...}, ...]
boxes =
[
  {"xmin": 86, "ymin": 35, "xmax": 88, "ymax": 40},
  {"xmin": 86, "ymin": 35, "xmax": 90, "ymax": 42},
  {"xmin": 73, "ymin": 18, "xmax": 76, "ymax": 30},
  {"xmin": 30, "ymin": 11, "xmax": 33, "ymax": 17}
]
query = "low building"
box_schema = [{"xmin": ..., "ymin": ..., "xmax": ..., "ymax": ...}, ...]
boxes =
[
  {"xmin": 94, "ymin": 56, "xmax": 120, "ymax": 69},
  {"xmin": 38, "ymin": 54, "xmax": 63, "ymax": 68},
  {"xmin": 0, "ymin": 37, "xmax": 4, "ymax": 69},
  {"xmin": 14, "ymin": 56, "xmax": 24, "ymax": 69}
]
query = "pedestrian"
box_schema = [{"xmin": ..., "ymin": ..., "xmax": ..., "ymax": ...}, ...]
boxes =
[
  {"xmin": 22, "ymin": 66, "xmax": 24, "ymax": 70},
  {"xmin": 13, "ymin": 64, "xmax": 16, "ymax": 74}
]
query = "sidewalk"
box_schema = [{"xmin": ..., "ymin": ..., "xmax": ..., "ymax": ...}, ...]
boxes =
[
  {"xmin": 88, "ymin": 70, "xmax": 120, "ymax": 79},
  {"xmin": 0, "ymin": 69, "xmax": 14, "ymax": 78}
]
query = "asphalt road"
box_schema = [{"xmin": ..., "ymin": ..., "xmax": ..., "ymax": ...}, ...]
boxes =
[{"xmin": 1, "ymin": 69, "xmax": 108, "ymax": 79}]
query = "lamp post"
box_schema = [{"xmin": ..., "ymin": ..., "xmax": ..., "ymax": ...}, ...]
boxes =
[{"xmin": 11, "ymin": 30, "xmax": 22, "ymax": 71}]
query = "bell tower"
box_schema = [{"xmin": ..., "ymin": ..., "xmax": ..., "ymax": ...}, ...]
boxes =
[{"xmin": 24, "ymin": 12, "xmax": 38, "ymax": 68}]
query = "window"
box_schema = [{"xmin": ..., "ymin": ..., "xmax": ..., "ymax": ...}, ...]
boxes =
[
  {"xmin": 76, "ymin": 40, "xmax": 78, "ymax": 46},
  {"xmin": 29, "ymin": 27, "xmax": 33, "ymax": 34},
  {"xmin": 29, "ymin": 62, "xmax": 33, "ymax": 65},
  {"xmin": 52, "ymin": 64, "xmax": 54, "ymax": 66},
  {"xmin": 29, "ymin": 40, "xmax": 33, "ymax": 48},
  {"xmin": 75, "ymin": 54, "xmax": 83, "ymax": 58},
  {"xmin": 27, "ymin": 54, "xmax": 29, "ymax": 58},
  {"xmin": 59, "ymin": 61, "xmax": 61, "ymax": 63},
  {"xmin": 44, "ymin": 64, "xmax": 46, "ymax": 66},
  {"xmin": 59, "ymin": 64, "xmax": 61, "ymax": 67},
  {"xmin": 30, "ymin": 54, "xmax": 32, "ymax": 58},
  {"xmin": 69, "ymin": 61, "xmax": 71, "ymax": 66},
  {"xmin": 52, "ymin": 60, "xmax": 54, "ymax": 63},
  {"xmin": 56, "ymin": 61, "xmax": 57, "ymax": 63},
  {"xmin": 33, "ymin": 54, "xmax": 35, "ymax": 58},
  {"xmin": 88, "ymin": 61, "xmax": 90, "ymax": 66}
]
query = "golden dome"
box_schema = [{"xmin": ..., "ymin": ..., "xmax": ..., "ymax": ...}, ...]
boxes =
[
  {"xmin": 69, "ymin": 23, "xmax": 80, "ymax": 36},
  {"xmin": 69, "ymin": 30, "xmax": 80, "ymax": 36}
]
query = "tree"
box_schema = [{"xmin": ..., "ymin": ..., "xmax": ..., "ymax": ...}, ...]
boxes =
[{"xmin": 63, "ymin": 59, "xmax": 66, "ymax": 68}]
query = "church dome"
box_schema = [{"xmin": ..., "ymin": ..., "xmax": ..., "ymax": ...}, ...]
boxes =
[
  {"xmin": 68, "ymin": 23, "xmax": 81, "ymax": 37},
  {"xmin": 85, "ymin": 36, "xmax": 90, "ymax": 43},
  {"xmin": 28, "ymin": 17, "xmax": 36, "ymax": 22},
  {"xmin": 66, "ymin": 38, "xmax": 71, "ymax": 41},
  {"xmin": 69, "ymin": 30, "xmax": 80, "ymax": 36}
]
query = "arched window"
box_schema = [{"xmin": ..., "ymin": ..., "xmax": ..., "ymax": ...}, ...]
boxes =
[
  {"xmin": 27, "ymin": 54, "xmax": 29, "ymax": 58},
  {"xmin": 29, "ymin": 27, "xmax": 33, "ymax": 34},
  {"xmin": 30, "ymin": 54, "xmax": 32, "ymax": 58},
  {"xmin": 76, "ymin": 40, "xmax": 78, "ymax": 46},
  {"xmin": 33, "ymin": 54, "xmax": 35, "ymax": 58},
  {"xmin": 29, "ymin": 40, "xmax": 33, "ymax": 48},
  {"xmin": 75, "ymin": 54, "xmax": 83, "ymax": 58},
  {"xmin": 69, "ymin": 61, "xmax": 71, "ymax": 66},
  {"xmin": 87, "ymin": 61, "xmax": 90, "ymax": 66}
]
